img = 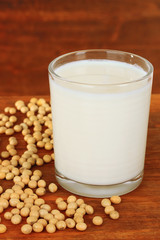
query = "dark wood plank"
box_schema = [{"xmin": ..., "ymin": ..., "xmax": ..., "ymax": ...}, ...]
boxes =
[
  {"xmin": 0, "ymin": 95, "xmax": 160, "ymax": 239},
  {"xmin": 0, "ymin": 0, "xmax": 160, "ymax": 95}
]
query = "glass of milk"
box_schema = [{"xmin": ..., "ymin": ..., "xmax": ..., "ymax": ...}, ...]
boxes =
[{"xmin": 48, "ymin": 50, "xmax": 153, "ymax": 197}]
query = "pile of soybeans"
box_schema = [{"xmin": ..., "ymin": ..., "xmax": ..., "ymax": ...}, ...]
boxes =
[{"xmin": 0, "ymin": 97, "xmax": 121, "ymax": 234}]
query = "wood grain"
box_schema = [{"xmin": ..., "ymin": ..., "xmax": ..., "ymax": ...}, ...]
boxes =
[
  {"xmin": 0, "ymin": 95, "xmax": 159, "ymax": 240},
  {"xmin": 0, "ymin": 0, "xmax": 160, "ymax": 95}
]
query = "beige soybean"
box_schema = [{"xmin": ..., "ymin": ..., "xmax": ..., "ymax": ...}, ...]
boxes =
[
  {"xmin": 2, "ymin": 160, "xmax": 10, "ymax": 167},
  {"xmin": 28, "ymin": 180, "xmax": 37, "ymax": 189},
  {"xmin": 29, "ymin": 193, "xmax": 38, "ymax": 200},
  {"xmin": 43, "ymin": 155, "xmax": 52, "ymax": 163},
  {"xmin": 0, "ymin": 198, "xmax": 9, "ymax": 209},
  {"xmin": 15, "ymin": 100, "xmax": 25, "ymax": 108},
  {"xmin": 5, "ymin": 189, "xmax": 14, "ymax": 194},
  {"xmin": 7, "ymin": 165, "xmax": 14, "ymax": 171},
  {"xmin": 14, "ymin": 125, "xmax": 22, "ymax": 132},
  {"xmin": 21, "ymin": 106, "xmax": 28, "ymax": 114},
  {"xmin": 49, "ymin": 218, "xmax": 58, "ymax": 225},
  {"xmin": 67, "ymin": 195, "xmax": 77, "ymax": 203},
  {"xmin": 101, "ymin": 198, "xmax": 111, "ymax": 207},
  {"xmin": 9, "ymin": 116, "xmax": 17, "ymax": 123},
  {"xmin": 14, "ymin": 182, "xmax": 24, "ymax": 190},
  {"xmin": 0, "ymin": 172, "xmax": 6, "ymax": 179},
  {"xmin": 5, "ymin": 121, "xmax": 14, "ymax": 128},
  {"xmin": 37, "ymin": 180, "xmax": 46, "ymax": 188},
  {"xmin": 38, "ymin": 219, "xmax": 47, "ymax": 227},
  {"xmin": 13, "ymin": 176, "xmax": 22, "ymax": 183},
  {"xmin": 33, "ymin": 169, "xmax": 42, "ymax": 177},
  {"xmin": 56, "ymin": 220, "xmax": 66, "ymax": 230},
  {"xmin": 85, "ymin": 205, "xmax": 94, "ymax": 215},
  {"xmin": 76, "ymin": 207, "xmax": 85, "ymax": 215},
  {"xmin": 48, "ymin": 183, "xmax": 58, "ymax": 193},
  {"xmin": 46, "ymin": 223, "xmax": 56, "ymax": 233},
  {"xmin": 21, "ymin": 224, "xmax": 32, "ymax": 234},
  {"xmin": 24, "ymin": 197, "xmax": 34, "ymax": 204},
  {"xmin": 65, "ymin": 218, "xmax": 75, "ymax": 228},
  {"xmin": 0, "ymin": 206, "xmax": 3, "ymax": 213},
  {"xmin": 15, "ymin": 189, "xmax": 23, "ymax": 195},
  {"xmin": 20, "ymin": 193, "xmax": 28, "ymax": 201},
  {"xmin": 35, "ymin": 158, "xmax": 44, "ymax": 167},
  {"xmin": 26, "ymin": 216, "xmax": 37, "ymax": 225},
  {"xmin": 5, "ymin": 128, "xmax": 14, "ymax": 135},
  {"xmin": 33, "ymin": 222, "xmax": 44, "ymax": 233},
  {"xmin": 76, "ymin": 222, "xmax": 87, "ymax": 231},
  {"xmin": 36, "ymin": 187, "xmax": 46, "ymax": 196},
  {"xmin": 0, "ymin": 126, "xmax": 6, "ymax": 134},
  {"xmin": 34, "ymin": 198, "xmax": 45, "ymax": 206},
  {"xmin": 65, "ymin": 208, "xmax": 75, "ymax": 217},
  {"xmin": 22, "ymin": 162, "xmax": 31, "ymax": 170},
  {"xmin": 0, "ymin": 121, "xmax": 5, "ymax": 127},
  {"xmin": 0, "ymin": 186, "xmax": 3, "ymax": 194},
  {"xmin": 92, "ymin": 216, "xmax": 103, "ymax": 226},
  {"xmin": 74, "ymin": 216, "xmax": 84, "ymax": 224},
  {"xmin": 51, "ymin": 153, "xmax": 54, "ymax": 160},
  {"xmin": 30, "ymin": 97, "xmax": 37, "ymax": 103},
  {"xmin": 11, "ymin": 208, "xmax": 20, "ymax": 215},
  {"xmin": 10, "ymin": 198, "xmax": 19, "ymax": 207},
  {"xmin": 30, "ymin": 205, "xmax": 40, "ymax": 212},
  {"xmin": 44, "ymin": 142, "xmax": 53, "ymax": 150},
  {"xmin": 6, "ymin": 172, "xmax": 14, "ymax": 180},
  {"xmin": 37, "ymin": 98, "xmax": 46, "ymax": 106},
  {"xmin": 110, "ymin": 196, "xmax": 121, "ymax": 204},
  {"xmin": 57, "ymin": 201, "xmax": 67, "ymax": 211},
  {"xmin": 1, "ymin": 151, "xmax": 10, "ymax": 158},
  {"xmin": 20, "ymin": 207, "xmax": 30, "ymax": 217},
  {"xmin": 21, "ymin": 176, "xmax": 30, "ymax": 185},
  {"xmin": 0, "ymin": 224, "xmax": 7, "ymax": 233},
  {"xmin": 40, "ymin": 204, "xmax": 51, "ymax": 212},
  {"xmin": 9, "ymin": 107, "xmax": 17, "ymax": 114},
  {"xmin": 67, "ymin": 202, "xmax": 78, "ymax": 210},
  {"xmin": 10, "ymin": 192, "xmax": 19, "ymax": 199},
  {"xmin": 37, "ymin": 141, "xmax": 45, "ymax": 148},
  {"xmin": 2, "ymin": 116, "xmax": 8, "ymax": 122},
  {"xmin": 24, "ymin": 188, "xmax": 33, "ymax": 195},
  {"xmin": 1, "ymin": 192, "xmax": 10, "ymax": 200},
  {"xmin": 30, "ymin": 175, "xmax": 40, "ymax": 181},
  {"xmin": 109, "ymin": 210, "xmax": 120, "ymax": 220},
  {"xmin": 24, "ymin": 203, "xmax": 32, "ymax": 209},
  {"xmin": 51, "ymin": 209, "xmax": 60, "ymax": 215},
  {"xmin": 4, "ymin": 211, "xmax": 13, "ymax": 220},
  {"xmin": 76, "ymin": 199, "xmax": 84, "ymax": 207},
  {"xmin": 17, "ymin": 202, "xmax": 25, "ymax": 209},
  {"xmin": 104, "ymin": 205, "xmax": 115, "ymax": 214},
  {"xmin": 44, "ymin": 213, "xmax": 53, "ymax": 221},
  {"xmin": 27, "ymin": 157, "xmax": 35, "ymax": 166},
  {"xmin": 11, "ymin": 214, "xmax": 22, "ymax": 224},
  {"xmin": 55, "ymin": 197, "xmax": 63, "ymax": 205},
  {"xmin": 12, "ymin": 167, "xmax": 19, "ymax": 176},
  {"xmin": 30, "ymin": 211, "xmax": 39, "ymax": 219},
  {"xmin": 22, "ymin": 169, "xmax": 32, "ymax": 176},
  {"xmin": 39, "ymin": 209, "xmax": 48, "ymax": 218},
  {"xmin": 54, "ymin": 213, "xmax": 65, "ymax": 221}
]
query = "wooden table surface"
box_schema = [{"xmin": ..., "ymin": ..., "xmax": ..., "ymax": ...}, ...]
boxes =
[
  {"xmin": 0, "ymin": 0, "xmax": 160, "ymax": 95},
  {"xmin": 0, "ymin": 95, "xmax": 160, "ymax": 240}
]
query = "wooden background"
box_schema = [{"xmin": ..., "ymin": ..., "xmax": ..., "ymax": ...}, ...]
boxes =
[
  {"xmin": 0, "ymin": 1, "xmax": 160, "ymax": 239},
  {"xmin": 0, "ymin": 0, "xmax": 160, "ymax": 95}
]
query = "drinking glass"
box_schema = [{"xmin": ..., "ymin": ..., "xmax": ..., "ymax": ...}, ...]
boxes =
[{"xmin": 48, "ymin": 50, "xmax": 153, "ymax": 197}]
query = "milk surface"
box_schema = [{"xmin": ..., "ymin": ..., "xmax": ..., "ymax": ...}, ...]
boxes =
[{"xmin": 49, "ymin": 60, "xmax": 152, "ymax": 185}]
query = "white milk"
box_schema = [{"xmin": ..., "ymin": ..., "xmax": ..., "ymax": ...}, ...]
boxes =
[{"xmin": 49, "ymin": 60, "xmax": 152, "ymax": 185}]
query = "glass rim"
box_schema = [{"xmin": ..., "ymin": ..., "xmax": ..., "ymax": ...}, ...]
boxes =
[{"xmin": 48, "ymin": 49, "xmax": 153, "ymax": 86}]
